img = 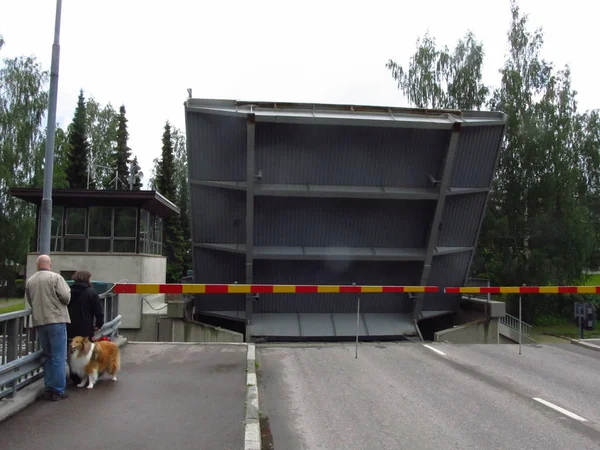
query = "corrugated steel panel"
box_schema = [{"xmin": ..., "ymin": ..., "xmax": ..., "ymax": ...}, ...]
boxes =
[
  {"xmin": 190, "ymin": 185, "xmax": 245, "ymax": 244},
  {"xmin": 255, "ymin": 197, "xmax": 434, "ymax": 248},
  {"xmin": 437, "ymin": 193, "xmax": 487, "ymax": 247},
  {"xmin": 186, "ymin": 112, "xmax": 247, "ymax": 181},
  {"xmin": 421, "ymin": 252, "xmax": 474, "ymax": 311},
  {"xmin": 193, "ymin": 248, "xmax": 245, "ymax": 312},
  {"xmin": 249, "ymin": 313, "xmax": 418, "ymax": 337},
  {"xmin": 185, "ymin": 99, "xmax": 506, "ymax": 335},
  {"xmin": 252, "ymin": 260, "xmax": 420, "ymax": 313},
  {"xmin": 451, "ymin": 125, "xmax": 504, "ymax": 188},
  {"xmin": 255, "ymin": 123, "xmax": 451, "ymax": 187},
  {"xmin": 185, "ymin": 98, "xmax": 508, "ymax": 129}
]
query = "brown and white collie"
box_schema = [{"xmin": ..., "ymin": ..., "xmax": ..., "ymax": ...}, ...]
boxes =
[{"xmin": 69, "ymin": 336, "xmax": 120, "ymax": 389}]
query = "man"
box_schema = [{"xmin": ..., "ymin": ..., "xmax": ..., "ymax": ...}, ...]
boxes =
[{"xmin": 25, "ymin": 254, "xmax": 71, "ymax": 401}]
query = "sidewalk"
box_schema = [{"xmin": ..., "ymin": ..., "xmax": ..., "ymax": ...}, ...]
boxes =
[{"xmin": 0, "ymin": 343, "xmax": 249, "ymax": 450}]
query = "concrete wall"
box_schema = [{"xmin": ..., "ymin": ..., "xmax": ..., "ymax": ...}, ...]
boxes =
[
  {"xmin": 120, "ymin": 315, "xmax": 243, "ymax": 343},
  {"xmin": 434, "ymin": 318, "xmax": 500, "ymax": 344},
  {"xmin": 119, "ymin": 314, "xmax": 166, "ymax": 342},
  {"xmin": 171, "ymin": 319, "xmax": 243, "ymax": 343},
  {"xmin": 26, "ymin": 253, "xmax": 167, "ymax": 328}
]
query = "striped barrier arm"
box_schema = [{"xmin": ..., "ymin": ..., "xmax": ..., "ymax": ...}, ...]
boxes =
[
  {"xmin": 445, "ymin": 286, "xmax": 600, "ymax": 294},
  {"xmin": 113, "ymin": 284, "xmax": 440, "ymax": 294}
]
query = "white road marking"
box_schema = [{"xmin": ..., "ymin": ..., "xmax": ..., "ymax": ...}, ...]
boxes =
[
  {"xmin": 423, "ymin": 344, "xmax": 446, "ymax": 356},
  {"xmin": 533, "ymin": 398, "xmax": 588, "ymax": 422},
  {"xmin": 245, "ymin": 344, "xmax": 261, "ymax": 450}
]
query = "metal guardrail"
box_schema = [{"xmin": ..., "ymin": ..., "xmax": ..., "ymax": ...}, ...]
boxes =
[
  {"xmin": 499, "ymin": 313, "xmax": 532, "ymax": 337},
  {"xmin": 0, "ymin": 290, "xmax": 121, "ymax": 400},
  {"xmin": 0, "ymin": 309, "xmax": 41, "ymax": 400}
]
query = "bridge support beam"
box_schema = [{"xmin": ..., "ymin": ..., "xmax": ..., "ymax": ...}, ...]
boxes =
[
  {"xmin": 414, "ymin": 121, "xmax": 462, "ymax": 325},
  {"xmin": 245, "ymin": 114, "xmax": 256, "ymax": 342}
]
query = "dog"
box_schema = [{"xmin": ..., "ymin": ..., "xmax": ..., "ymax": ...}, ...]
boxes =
[{"xmin": 69, "ymin": 336, "xmax": 120, "ymax": 389}]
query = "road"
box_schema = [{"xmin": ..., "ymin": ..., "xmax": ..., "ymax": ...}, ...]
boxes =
[
  {"xmin": 0, "ymin": 343, "xmax": 247, "ymax": 450},
  {"xmin": 257, "ymin": 342, "xmax": 600, "ymax": 449}
]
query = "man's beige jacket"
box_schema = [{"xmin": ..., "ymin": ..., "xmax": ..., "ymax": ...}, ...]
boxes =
[{"xmin": 25, "ymin": 269, "xmax": 71, "ymax": 327}]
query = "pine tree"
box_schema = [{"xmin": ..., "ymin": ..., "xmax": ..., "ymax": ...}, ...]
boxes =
[
  {"xmin": 156, "ymin": 122, "xmax": 184, "ymax": 282},
  {"xmin": 178, "ymin": 177, "xmax": 192, "ymax": 275},
  {"xmin": 130, "ymin": 156, "xmax": 143, "ymax": 190},
  {"xmin": 65, "ymin": 90, "xmax": 92, "ymax": 189},
  {"xmin": 110, "ymin": 105, "xmax": 131, "ymax": 190}
]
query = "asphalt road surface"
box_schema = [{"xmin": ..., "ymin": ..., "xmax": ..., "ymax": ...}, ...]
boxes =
[
  {"xmin": 0, "ymin": 343, "xmax": 247, "ymax": 450},
  {"xmin": 257, "ymin": 342, "xmax": 600, "ymax": 450}
]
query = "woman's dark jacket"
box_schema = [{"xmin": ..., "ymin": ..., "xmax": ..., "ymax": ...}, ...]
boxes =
[{"xmin": 66, "ymin": 282, "xmax": 104, "ymax": 340}]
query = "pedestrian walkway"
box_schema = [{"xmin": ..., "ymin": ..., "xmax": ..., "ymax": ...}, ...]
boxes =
[{"xmin": 0, "ymin": 343, "xmax": 248, "ymax": 450}]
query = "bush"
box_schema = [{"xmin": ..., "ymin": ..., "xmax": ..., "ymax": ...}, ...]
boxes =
[{"xmin": 15, "ymin": 279, "xmax": 25, "ymax": 298}]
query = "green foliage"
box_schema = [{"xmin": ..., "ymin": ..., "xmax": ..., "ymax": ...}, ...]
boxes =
[
  {"xmin": 151, "ymin": 125, "xmax": 192, "ymax": 276},
  {"xmin": 130, "ymin": 156, "xmax": 143, "ymax": 190},
  {"xmin": 388, "ymin": 0, "xmax": 600, "ymax": 323},
  {"xmin": 0, "ymin": 38, "xmax": 48, "ymax": 278},
  {"xmin": 65, "ymin": 89, "xmax": 91, "ymax": 189},
  {"xmin": 156, "ymin": 122, "xmax": 185, "ymax": 282},
  {"xmin": 52, "ymin": 127, "xmax": 70, "ymax": 188},
  {"xmin": 111, "ymin": 105, "xmax": 131, "ymax": 190},
  {"xmin": 387, "ymin": 31, "xmax": 488, "ymax": 110},
  {"xmin": 85, "ymin": 98, "xmax": 118, "ymax": 188},
  {"xmin": 0, "ymin": 302, "xmax": 26, "ymax": 314},
  {"xmin": 171, "ymin": 127, "xmax": 192, "ymax": 274}
]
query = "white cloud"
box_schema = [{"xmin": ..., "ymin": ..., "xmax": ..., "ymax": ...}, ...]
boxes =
[{"xmin": 1, "ymin": 0, "xmax": 599, "ymax": 186}]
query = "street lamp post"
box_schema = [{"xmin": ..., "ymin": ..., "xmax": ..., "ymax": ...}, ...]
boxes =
[{"xmin": 39, "ymin": 0, "xmax": 63, "ymax": 255}]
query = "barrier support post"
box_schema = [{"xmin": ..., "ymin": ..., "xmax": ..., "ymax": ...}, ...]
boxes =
[
  {"xmin": 519, "ymin": 294, "xmax": 522, "ymax": 355},
  {"xmin": 354, "ymin": 282, "xmax": 360, "ymax": 359}
]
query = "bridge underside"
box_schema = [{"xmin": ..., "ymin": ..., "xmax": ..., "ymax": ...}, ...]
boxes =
[
  {"xmin": 185, "ymin": 99, "xmax": 507, "ymax": 341},
  {"xmin": 195, "ymin": 310, "xmax": 454, "ymax": 340}
]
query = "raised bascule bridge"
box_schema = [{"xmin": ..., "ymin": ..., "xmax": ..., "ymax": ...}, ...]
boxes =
[{"xmin": 183, "ymin": 98, "xmax": 507, "ymax": 341}]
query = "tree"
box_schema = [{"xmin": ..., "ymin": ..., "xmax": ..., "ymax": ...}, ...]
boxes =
[
  {"xmin": 85, "ymin": 98, "xmax": 118, "ymax": 188},
  {"xmin": 386, "ymin": 31, "xmax": 488, "ymax": 110},
  {"xmin": 52, "ymin": 127, "xmax": 70, "ymax": 188},
  {"xmin": 156, "ymin": 122, "xmax": 185, "ymax": 282},
  {"xmin": 110, "ymin": 105, "xmax": 131, "ymax": 190},
  {"xmin": 151, "ymin": 126, "xmax": 192, "ymax": 274},
  {"xmin": 130, "ymin": 156, "xmax": 143, "ymax": 190},
  {"xmin": 172, "ymin": 127, "xmax": 192, "ymax": 274},
  {"xmin": 65, "ymin": 90, "xmax": 91, "ymax": 189},
  {"xmin": 387, "ymin": 0, "xmax": 600, "ymax": 323},
  {"xmin": 0, "ymin": 36, "xmax": 48, "ymax": 284}
]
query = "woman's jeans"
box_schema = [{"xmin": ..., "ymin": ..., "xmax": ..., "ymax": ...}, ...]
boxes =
[{"xmin": 37, "ymin": 323, "xmax": 67, "ymax": 395}]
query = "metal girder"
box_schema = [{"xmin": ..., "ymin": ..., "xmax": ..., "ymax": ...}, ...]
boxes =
[
  {"xmin": 463, "ymin": 123, "xmax": 508, "ymax": 290},
  {"xmin": 245, "ymin": 114, "xmax": 256, "ymax": 339},
  {"xmin": 413, "ymin": 121, "xmax": 462, "ymax": 322}
]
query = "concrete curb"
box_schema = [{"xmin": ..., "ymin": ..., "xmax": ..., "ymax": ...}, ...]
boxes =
[
  {"xmin": 544, "ymin": 333, "xmax": 600, "ymax": 352},
  {"xmin": 126, "ymin": 341, "xmax": 247, "ymax": 346},
  {"xmin": 570, "ymin": 339, "xmax": 600, "ymax": 352},
  {"xmin": 244, "ymin": 343, "xmax": 261, "ymax": 450},
  {"xmin": 0, "ymin": 336, "xmax": 128, "ymax": 424}
]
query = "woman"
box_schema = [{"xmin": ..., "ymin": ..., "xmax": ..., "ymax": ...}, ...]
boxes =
[
  {"xmin": 67, "ymin": 270, "xmax": 104, "ymax": 341},
  {"xmin": 67, "ymin": 270, "xmax": 105, "ymax": 385}
]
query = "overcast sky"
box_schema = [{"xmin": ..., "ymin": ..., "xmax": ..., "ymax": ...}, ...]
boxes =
[{"xmin": 1, "ymin": 0, "xmax": 598, "ymax": 187}]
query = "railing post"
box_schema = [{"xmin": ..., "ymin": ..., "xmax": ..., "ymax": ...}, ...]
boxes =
[
  {"xmin": 6, "ymin": 318, "xmax": 19, "ymax": 398},
  {"xmin": 6, "ymin": 318, "xmax": 19, "ymax": 363},
  {"xmin": 114, "ymin": 293, "xmax": 119, "ymax": 323}
]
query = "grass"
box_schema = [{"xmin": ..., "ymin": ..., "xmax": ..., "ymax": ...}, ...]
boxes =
[
  {"xmin": 0, "ymin": 298, "xmax": 26, "ymax": 315},
  {"xmin": 532, "ymin": 323, "xmax": 600, "ymax": 340},
  {"xmin": 584, "ymin": 273, "xmax": 600, "ymax": 286},
  {"xmin": 527, "ymin": 272, "xmax": 600, "ymax": 341}
]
